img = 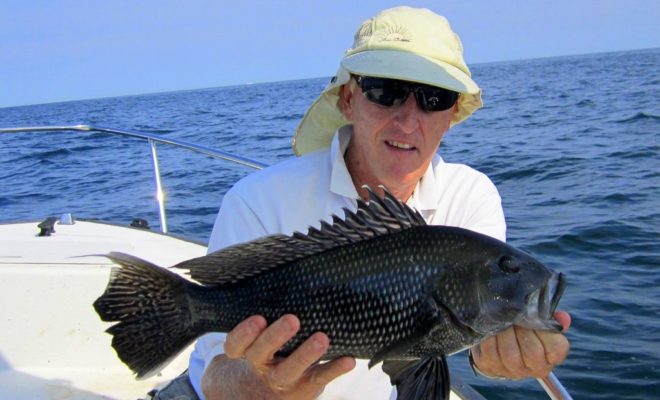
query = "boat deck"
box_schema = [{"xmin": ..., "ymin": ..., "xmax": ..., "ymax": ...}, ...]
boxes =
[{"xmin": 0, "ymin": 219, "xmax": 206, "ymax": 399}]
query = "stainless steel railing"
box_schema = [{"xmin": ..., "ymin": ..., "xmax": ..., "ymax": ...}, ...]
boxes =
[{"xmin": 0, "ymin": 125, "xmax": 267, "ymax": 234}]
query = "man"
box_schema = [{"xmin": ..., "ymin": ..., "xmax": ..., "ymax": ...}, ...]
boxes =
[{"xmin": 186, "ymin": 6, "xmax": 570, "ymax": 400}]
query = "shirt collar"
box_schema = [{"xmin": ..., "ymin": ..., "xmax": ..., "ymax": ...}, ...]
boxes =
[
  {"xmin": 329, "ymin": 126, "xmax": 444, "ymax": 211},
  {"xmin": 330, "ymin": 126, "xmax": 359, "ymax": 199},
  {"xmin": 408, "ymin": 155, "xmax": 444, "ymax": 211}
]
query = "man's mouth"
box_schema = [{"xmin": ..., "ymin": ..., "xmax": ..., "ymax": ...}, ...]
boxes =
[{"xmin": 386, "ymin": 140, "xmax": 414, "ymax": 150}]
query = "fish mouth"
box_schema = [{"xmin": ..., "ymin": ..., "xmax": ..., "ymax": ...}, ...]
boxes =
[
  {"xmin": 540, "ymin": 272, "xmax": 566, "ymax": 320},
  {"xmin": 517, "ymin": 272, "xmax": 566, "ymax": 332}
]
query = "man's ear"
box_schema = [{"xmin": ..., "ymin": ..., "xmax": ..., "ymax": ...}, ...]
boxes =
[
  {"xmin": 452, "ymin": 100, "xmax": 461, "ymax": 117},
  {"xmin": 340, "ymin": 84, "xmax": 354, "ymax": 120}
]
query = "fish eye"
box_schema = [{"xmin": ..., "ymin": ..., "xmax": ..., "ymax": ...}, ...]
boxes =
[{"xmin": 498, "ymin": 255, "xmax": 520, "ymax": 273}]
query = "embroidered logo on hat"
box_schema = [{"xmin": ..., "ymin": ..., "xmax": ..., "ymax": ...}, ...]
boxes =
[{"xmin": 377, "ymin": 26, "xmax": 412, "ymax": 43}]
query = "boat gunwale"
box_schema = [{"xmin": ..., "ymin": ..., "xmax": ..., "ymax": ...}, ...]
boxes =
[{"xmin": 0, "ymin": 217, "xmax": 206, "ymax": 247}]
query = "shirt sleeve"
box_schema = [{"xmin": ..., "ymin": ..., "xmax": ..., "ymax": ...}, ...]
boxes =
[
  {"xmin": 207, "ymin": 188, "xmax": 269, "ymax": 253},
  {"xmin": 188, "ymin": 188, "xmax": 269, "ymax": 399},
  {"xmin": 430, "ymin": 164, "xmax": 507, "ymax": 243},
  {"xmin": 462, "ymin": 174, "xmax": 507, "ymax": 242}
]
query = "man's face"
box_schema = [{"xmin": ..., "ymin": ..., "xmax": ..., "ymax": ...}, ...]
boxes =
[{"xmin": 342, "ymin": 81, "xmax": 456, "ymax": 196}]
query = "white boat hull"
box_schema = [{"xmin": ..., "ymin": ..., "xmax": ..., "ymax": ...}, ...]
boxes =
[{"xmin": 0, "ymin": 220, "xmax": 207, "ymax": 399}]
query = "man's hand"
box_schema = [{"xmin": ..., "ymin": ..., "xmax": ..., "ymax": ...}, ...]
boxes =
[
  {"xmin": 202, "ymin": 314, "xmax": 356, "ymax": 400},
  {"xmin": 471, "ymin": 311, "xmax": 571, "ymax": 380}
]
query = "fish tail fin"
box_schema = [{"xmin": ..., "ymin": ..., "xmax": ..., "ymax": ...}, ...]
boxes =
[
  {"xmin": 382, "ymin": 356, "xmax": 450, "ymax": 400},
  {"xmin": 93, "ymin": 252, "xmax": 201, "ymax": 379}
]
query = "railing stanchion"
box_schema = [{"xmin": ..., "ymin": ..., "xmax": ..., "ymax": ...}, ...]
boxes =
[{"xmin": 148, "ymin": 138, "xmax": 168, "ymax": 234}]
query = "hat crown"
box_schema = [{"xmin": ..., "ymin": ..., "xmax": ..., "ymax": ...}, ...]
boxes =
[{"xmin": 346, "ymin": 7, "xmax": 470, "ymax": 77}]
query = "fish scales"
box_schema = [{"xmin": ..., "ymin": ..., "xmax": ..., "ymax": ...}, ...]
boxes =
[
  {"xmin": 189, "ymin": 227, "xmax": 445, "ymax": 359},
  {"xmin": 93, "ymin": 188, "xmax": 566, "ymax": 400}
]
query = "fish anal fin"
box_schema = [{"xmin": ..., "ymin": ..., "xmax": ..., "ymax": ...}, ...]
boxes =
[{"xmin": 383, "ymin": 356, "xmax": 450, "ymax": 400}]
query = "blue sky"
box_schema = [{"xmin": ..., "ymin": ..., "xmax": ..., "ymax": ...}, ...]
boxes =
[{"xmin": 1, "ymin": 0, "xmax": 658, "ymax": 108}]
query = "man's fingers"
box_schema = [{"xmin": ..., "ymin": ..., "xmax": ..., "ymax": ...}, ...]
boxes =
[
  {"xmin": 514, "ymin": 326, "xmax": 551, "ymax": 377},
  {"xmin": 472, "ymin": 316, "xmax": 571, "ymax": 380},
  {"xmin": 497, "ymin": 326, "xmax": 527, "ymax": 379},
  {"xmin": 269, "ymin": 332, "xmax": 329, "ymax": 388},
  {"xmin": 308, "ymin": 356, "xmax": 357, "ymax": 386},
  {"xmin": 473, "ymin": 334, "xmax": 500, "ymax": 373},
  {"xmin": 224, "ymin": 315, "xmax": 268, "ymax": 359},
  {"xmin": 553, "ymin": 311, "xmax": 572, "ymax": 332},
  {"xmin": 244, "ymin": 314, "xmax": 300, "ymax": 369},
  {"xmin": 535, "ymin": 328, "xmax": 570, "ymax": 366},
  {"xmin": 217, "ymin": 314, "xmax": 357, "ymax": 398}
]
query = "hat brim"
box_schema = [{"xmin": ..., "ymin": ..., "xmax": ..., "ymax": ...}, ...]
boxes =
[{"xmin": 342, "ymin": 49, "xmax": 480, "ymax": 94}]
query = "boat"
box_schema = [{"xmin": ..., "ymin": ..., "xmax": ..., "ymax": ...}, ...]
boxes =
[{"xmin": 0, "ymin": 125, "xmax": 567, "ymax": 399}]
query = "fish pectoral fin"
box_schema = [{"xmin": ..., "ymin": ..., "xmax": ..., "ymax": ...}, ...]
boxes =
[
  {"xmin": 383, "ymin": 356, "xmax": 450, "ymax": 400},
  {"xmin": 368, "ymin": 336, "xmax": 423, "ymax": 369}
]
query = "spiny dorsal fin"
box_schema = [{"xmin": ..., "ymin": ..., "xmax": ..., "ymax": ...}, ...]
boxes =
[{"xmin": 176, "ymin": 186, "xmax": 427, "ymax": 287}]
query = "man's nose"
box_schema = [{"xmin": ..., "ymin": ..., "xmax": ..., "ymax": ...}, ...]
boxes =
[{"xmin": 392, "ymin": 94, "xmax": 421, "ymax": 133}]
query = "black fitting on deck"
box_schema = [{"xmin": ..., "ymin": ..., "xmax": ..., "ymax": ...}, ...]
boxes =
[
  {"xmin": 37, "ymin": 217, "xmax": 58, "ymax": 237},
  {"xmin": 130, "ymin": 218, "xmax": 150, "ymax": 230}
]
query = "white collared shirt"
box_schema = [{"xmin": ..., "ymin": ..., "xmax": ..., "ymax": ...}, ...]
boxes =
[{"xmin": 189, "ymin": 126, "xmax": 506, "ymax": 399}]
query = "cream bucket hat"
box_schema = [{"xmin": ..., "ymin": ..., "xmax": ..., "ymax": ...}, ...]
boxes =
[{"xmin": 292, "ymin": 6, "xmax": 483, "ymax": 156}]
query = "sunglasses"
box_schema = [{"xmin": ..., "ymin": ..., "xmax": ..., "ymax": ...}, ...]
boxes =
[{"xmin": 354, "ymin": 76, "xmax": 459, "ymax": 112}]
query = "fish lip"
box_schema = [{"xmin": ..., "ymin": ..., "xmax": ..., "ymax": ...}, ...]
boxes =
[
  {"xmin": 551, "ymin": 273, "xmax": 566, "ymax": 315},
  {"xmin": 540, "ymin": 272, "xmax": 566, "ymax": 320}
]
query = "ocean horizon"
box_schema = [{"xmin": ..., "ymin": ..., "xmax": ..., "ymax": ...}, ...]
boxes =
[{"xmin": 2, "ymin": 47, "xmax": 658, "ymax": 110}]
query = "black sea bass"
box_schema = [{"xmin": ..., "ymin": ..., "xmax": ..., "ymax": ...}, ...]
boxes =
[{"xmin": 94, "ymin": 188, "xmax": 565, "ymax": 400}]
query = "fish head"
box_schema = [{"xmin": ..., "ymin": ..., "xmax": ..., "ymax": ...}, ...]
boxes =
[
  {"xmin": 429, "ymin": 233, "xmax": 565, "ymax": 338},
  {"xmin": 469, "ymin": 246, "xmax": 566, "ymax": 335}
]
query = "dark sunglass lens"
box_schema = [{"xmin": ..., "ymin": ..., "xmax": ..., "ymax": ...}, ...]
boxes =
[
  {"xmin": 359, "ymin": 77, "xmax": 409, "ymax": 107},
  {"xmin": 364, "ymin": 87, "xmax": 396, "ymax": 107},
  {"xmin": 417, "ymin": 86, "xmax": 458, "ymax": 111},
  {"xmin": 358, "ymin": 76, "xmax": 456, "ymax": 111},
  {"xmin": 386, "ymin": 80, "xmax": 411, "ymax": 107}
]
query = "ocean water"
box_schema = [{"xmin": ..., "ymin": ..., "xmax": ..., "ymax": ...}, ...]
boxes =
[{"xmin": 1, "ymin": 48, "xmax": 658, "ymax": 399}]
